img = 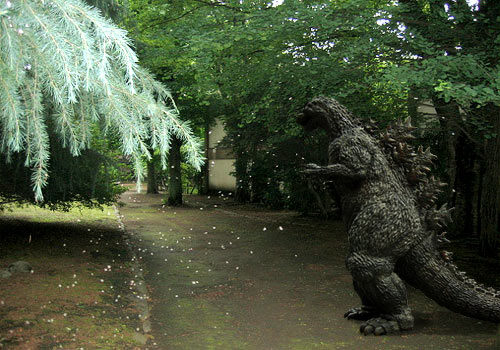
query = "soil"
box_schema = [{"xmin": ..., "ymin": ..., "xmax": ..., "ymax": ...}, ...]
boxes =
[
  {"xmin": 118, "ymin": 190, "xmax": 500, "ymax": 350},
  {"xmin": 0, "ymin": 205, "xmax": 146, "ymax": 349}
]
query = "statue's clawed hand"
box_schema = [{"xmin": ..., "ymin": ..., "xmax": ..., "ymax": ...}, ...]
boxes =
[
  {"xmin": 344, "ymin": 306, "xmax": 375, "ymax": 321},
  {"xmin": 301, "ymin": 163, "xmax": 324, "ymax": 175}
]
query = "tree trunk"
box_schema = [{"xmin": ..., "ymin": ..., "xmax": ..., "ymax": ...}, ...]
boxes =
[
  {"xmin": 146, "ymin": 152, "xmax": 158, "ymax": 194},
  {"xmin": 234, "ymin": 152, "xmax": 250, "ymax": 202},
  {"xmin": 200, "ymin": 123, "xmax": 210, "ymax": 195},
  {"xmin": 167, "ymin": 136, "xmax": 183, "ymax": 206},
  {"xmin": 452, "ymin": 133, "xmax": 478, "ymax": 237},
  {"xmin": 434, "ymin": 100, "xmax": 460, "ymax": 205},
  {"xmin": 479, "ymin": 104, "xmax": 500, "ymax": 257},
  {"xmin": 471, "ymin": 157, "xmax": 482, "ymax": 237}
]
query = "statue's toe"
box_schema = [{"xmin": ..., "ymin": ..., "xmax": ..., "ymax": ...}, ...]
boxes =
[
  {"xmin": 360, "ymin": 317, "xmax": 400, "ymax": 336},
  {"xmin": 362, "ymin": 325, "xmax": 374, "ymax": 335}
]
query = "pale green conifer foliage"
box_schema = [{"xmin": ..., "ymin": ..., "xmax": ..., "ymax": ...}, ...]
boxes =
[{"xmin": 0, "ymin": 0, "xmax": 204, "ymax": 201}]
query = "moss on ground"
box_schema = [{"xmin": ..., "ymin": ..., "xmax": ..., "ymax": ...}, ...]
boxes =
[
  {"xmin": 119, "ymin": 192, "xmax": 500, "ymax": 350},
  {"xmin": 158, "ymin": 299, "xmax": 249, "ymax": 350},
  {"xmin": 0, "ymin": 205, "xmax": 146, "ymax": 350}
]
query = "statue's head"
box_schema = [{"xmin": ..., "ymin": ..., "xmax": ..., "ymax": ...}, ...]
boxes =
[{"xmin": 297, "ymin": 97, "xmax": 357, "ymax": 140}]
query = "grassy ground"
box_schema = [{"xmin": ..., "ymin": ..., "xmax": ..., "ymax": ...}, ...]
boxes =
[{"xmin": 0, "ymin": 205, "xmax": 146, "ymax": 350}]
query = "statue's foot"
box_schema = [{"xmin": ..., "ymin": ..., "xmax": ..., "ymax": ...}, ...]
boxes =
[
  {"xmin": 360, "ymin": 316, "xmax": 400, "ymax": 336},
  {"xmin": 344, "ymin": 306, "xmax": 376, "ymax": 321}
]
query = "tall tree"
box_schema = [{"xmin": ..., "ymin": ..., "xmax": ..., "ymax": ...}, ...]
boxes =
[
  {"xmin": 146, "ymin": 148, "xmax": 159, "ymax": 194},
  {"xmin": 0, "ymin": 0, "xmax": 203, "ymax": 206},
  {"xmin": 375, "ymin": 0, "xmax": 500, "ymax": 256},
  {"xmin": 124, "ymin": 0, "xmax": 229, "ymax": 203},
  {"xmin": 167, "ymin": 136, "xmax": 183, "ymax": 205},
  {"xmin": 124, "ymin": 0, "xmax": 406, "ymax": 209}
]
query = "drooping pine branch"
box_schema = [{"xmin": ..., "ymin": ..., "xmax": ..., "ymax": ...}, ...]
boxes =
[{"xmin": 0, "ymin": 0, "xmax": 204, "ymax": 201}]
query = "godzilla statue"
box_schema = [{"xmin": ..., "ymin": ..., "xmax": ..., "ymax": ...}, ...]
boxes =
[{"xmin": 298, "ymin": 96, "xmax": 500, "ymax": 335}]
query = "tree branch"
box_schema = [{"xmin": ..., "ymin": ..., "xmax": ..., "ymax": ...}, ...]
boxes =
[
  {"xmin": 192, "ymin": 0, "xmax": 249, "ymax": 13},
  {"xmin": 163, "ymin": 6, "xmax": 207, "ymax": 23}
]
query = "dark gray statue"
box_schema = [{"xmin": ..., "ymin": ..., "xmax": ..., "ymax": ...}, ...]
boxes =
[{"xmin": 298, "ymin": 96, "xmax": 500, "ymax": 335}]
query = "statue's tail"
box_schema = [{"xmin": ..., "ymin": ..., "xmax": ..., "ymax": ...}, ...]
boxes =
[{"xmin": 396, "ymin": 235, "xmax": 500, "ymax": 323}]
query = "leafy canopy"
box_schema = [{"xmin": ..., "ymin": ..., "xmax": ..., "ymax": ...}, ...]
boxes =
[
  {"xmin": 0, "ymin": 0, "xmax": 204, "ymax": 201},
  {"xmin": 123, "ymin": 0, "xmax": 499, "ymax": 212}
]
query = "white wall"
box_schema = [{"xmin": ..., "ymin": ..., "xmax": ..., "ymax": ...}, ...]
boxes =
[
  {"xmin": 417, "ymin": 100, "xmax": 437, "ymax": 115},
  {"xmin": 207, "ymin": 119, "xmax": 237, "ymax": 192},
  {"xmin": 208, "ymin": 159, "xmax": 237, "ymax": 191},
  {"xmin": 208, "ymin": 119, "xmax": 227, "ymax": 148}
]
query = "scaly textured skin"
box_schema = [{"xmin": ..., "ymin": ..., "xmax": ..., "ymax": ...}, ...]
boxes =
[{"xmin": 298, "ymin": 97, "xmax": 500, "ymax": 335}]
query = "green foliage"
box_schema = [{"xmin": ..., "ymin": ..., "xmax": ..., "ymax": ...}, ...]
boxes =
[
  {"xmin": 123, "ymin": 0, "xmax": 382, "ymax": 209},
  {"xmin": 123, "ymin": 0, "xmax": 500, "ymax": 213},
  {"xmin": 0, "ymin": 0, "xmax": 203, "ymax": 204}
]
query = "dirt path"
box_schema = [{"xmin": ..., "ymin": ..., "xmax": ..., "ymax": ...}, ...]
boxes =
[{"xmin": 118, "ymin": 191, "xmax": 499, "ymax": 350}]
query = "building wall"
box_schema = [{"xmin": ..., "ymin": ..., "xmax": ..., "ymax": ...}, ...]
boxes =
[
  {"xmin": 208, "ymin": 159, "xmax": 236, "ymax": 191},
  {"xmin": 416, "ymin": 100, "xmax": 437, "ymax": 116},
  {"xmin": 207, "ymin": 119, "xmax": 237, "ymax": 192}
]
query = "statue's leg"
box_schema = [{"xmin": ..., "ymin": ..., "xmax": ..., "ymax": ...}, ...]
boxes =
[{"xmin": 346, "ymin": 252, "xmax": 414, "ymax": 335}]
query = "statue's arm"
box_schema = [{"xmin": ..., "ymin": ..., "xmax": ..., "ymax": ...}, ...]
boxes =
[
  {"xmin": 303, "ymin": 137, "xmax": 371, "ymax": 182},
  {"xmin": 303, "ymin": 163, "xmax": 366, "ymax": 182}
]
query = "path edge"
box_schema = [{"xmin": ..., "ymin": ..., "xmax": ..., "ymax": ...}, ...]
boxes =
[{"xmin": 114, "ymin": 205, "xmax": 152, "ymax": 345}]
